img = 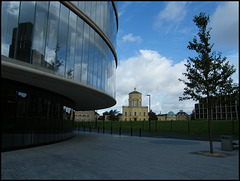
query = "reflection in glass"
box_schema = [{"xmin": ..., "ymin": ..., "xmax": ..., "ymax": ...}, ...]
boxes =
[
  {"xmin": 1, "ymin": 1, "xmax": 118, "ymax": 151},
  {"xmin": 1, "ymin": 79, "xmax": 74, "ymax": 151},
  {"xmin": 88, "ymin": 28, "xmax": 95, "ymax": 86},
  {"xmin": 66, "ymin": 11, "xmax": 77, "ymax": 80},
  {"xmin": 81, "ymin": 23, "xmax": 89, "ymax": 84},
  {"xmin": 56, "ymin": 4, "xmax": 69, "ymax": 77},
  {"xmin": 2, "ymin": 1, "xmax": 117, "ymax": 98},
  {"xmin": 45, "ymin": 2, "xmax": 61, "ymax": 72},
  {"xmin": 1, "ymin": 1, "xmax": 20, "ymax": 57},
  {"xmin": 9, "ymin": 23, "xmax": 33, "ymax": 63},
  {"xmin": 32, "ymin": 1, "xmax": 48, "ymax": 67},
  {"xmin": 74, "ymin": 17, "xmax": 84, "ymax": 82}
]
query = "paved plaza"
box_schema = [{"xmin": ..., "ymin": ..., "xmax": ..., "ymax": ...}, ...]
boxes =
[{"xmin": 1, "ymin": 131, "xmax": 239, "ymax": 180}]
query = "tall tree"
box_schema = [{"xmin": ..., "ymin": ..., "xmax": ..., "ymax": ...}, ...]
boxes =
[
  {"xmin": 178, "ymin": 12, "xmax": 237, "ymax": 154},
  {"xmin": 109, "ymin": 109, "xmax": 120, "ymax": 121},
  {"xmin": 148, "ymin": 110, "xmax": 157, "ymax": 121}
]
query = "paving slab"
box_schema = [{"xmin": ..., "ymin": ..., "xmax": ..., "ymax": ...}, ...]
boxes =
[{"xmin": 1, "ymin": 131, "xmax": 239, "ymax": 180}]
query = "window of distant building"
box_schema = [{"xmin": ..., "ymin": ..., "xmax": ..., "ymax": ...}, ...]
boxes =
[{"xmin": 133, "ymin": 100, "xmax": 138, "ymax": 106}]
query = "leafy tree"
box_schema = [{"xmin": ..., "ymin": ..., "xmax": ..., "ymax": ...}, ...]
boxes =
[
  {"xmin": 148, "ymin": 110, "xmax": 157, "ymax": 121},
  {"xmin": 103, "ymin": 109, "xmax": 120, "ymax": 121},
  {"xmin": 50, "ymin": 43, "xmax": 63, "ymax": 71},
  {"xmin": 102, "ymin": 111, "xmax": 109, "ymax": 121},
  {"xmin": 190, "ymin": 109, "xmax": 195, "ymax": 120},
  {"xmin": 178, "ymin": 12, "xmax": 237, "ymax": 154},
  {"xmin": 109, "ymin": 109, "xmax": 120, "ymax": 121}
]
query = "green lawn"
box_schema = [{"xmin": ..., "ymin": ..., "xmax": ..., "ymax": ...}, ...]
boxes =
[{"xmin": 75, "ymin": 120, "xmax": 239, "ymax": 136}]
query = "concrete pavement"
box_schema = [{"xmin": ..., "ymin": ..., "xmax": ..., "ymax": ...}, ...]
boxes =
[{"xmin": 1, "ymin": 131, "xmax": 239, "ymax": 180}]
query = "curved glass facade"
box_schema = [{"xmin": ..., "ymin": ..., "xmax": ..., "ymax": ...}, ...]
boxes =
[
  {"xmin": 1, "ymin": 78, "xmax": 75, "ymax": 151},
  {"xmin": 1, "ymin": 1, "xmax": 117, "ymax": 98},
  {"xmin": 71, "ymin": 1, "xmax": 118, "ymax": 49},
  {"xmin": 1, "ymin": 1, "xmax": 118, "ymax": 151}
]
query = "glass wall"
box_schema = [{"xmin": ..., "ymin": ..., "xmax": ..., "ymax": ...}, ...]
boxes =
[
  {"xmin": 1, "ymin": 79, "xmax": 75, "ymax": 151},
  {"xmin": 74, "ymin": 1, "xmax": 117, "ymax": 49},
  {"xmin": 1, "ymin": 1, "xmax": 117, "ymax": 99}
]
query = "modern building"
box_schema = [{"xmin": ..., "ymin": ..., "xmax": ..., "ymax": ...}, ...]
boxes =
[
  {"xmin": 121, "ymin": 88, "xmax": 148, "ymax": 121},
  {"xmin": 1, "ymin": 1, "xmax": 118, "ymax": 151},
  {"xmin": 195, "ymin": 95, "xmax": 239, "ymax": 120}
]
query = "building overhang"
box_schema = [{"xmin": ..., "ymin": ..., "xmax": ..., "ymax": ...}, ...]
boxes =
[{"xmin": 1, "ymin": 57, "xmax": 116, "ymax": 111}]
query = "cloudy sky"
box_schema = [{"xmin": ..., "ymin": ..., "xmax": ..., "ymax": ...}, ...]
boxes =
[{"xmin": 97, "ymin": 1, "xmax": 239, "ymax": 116}]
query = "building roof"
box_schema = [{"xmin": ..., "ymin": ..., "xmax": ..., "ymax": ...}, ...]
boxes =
[
  {"xmin": 176, "ymin": 110, "xmax": 188, "ymax": 115},
  {"xmin": 167, "ymin": 111, "xmax": 175, "ymax": 116},
  {"xmin": 129, "ymin": 88, "xmax": 141, "ymax": 94}
]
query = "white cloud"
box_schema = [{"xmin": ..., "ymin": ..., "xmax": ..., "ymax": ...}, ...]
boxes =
[
  {"xmin": 117, "ymin": 1, "xmax": 133, "ymax": 18},
  {"xmin": 209, "ymin": 2, "xmax": 239, "ymax": 50},
  {"xmin": 154, "ymin": 1, "xmax": 187, "ymax": 33},
  {"xmin": 122, "ymin": 33, "xmax": 142, "ymax": 44},
  {"xmin": 7, "ymin": 2, "xmax": 20, "ymax": 17},
  {"xmin": 105, "ymin": 49, "xmax": 196, "ymax": 115},
  {"xmin": 226, "ymin": 52, "xmax": 239, "ymax": 84}
]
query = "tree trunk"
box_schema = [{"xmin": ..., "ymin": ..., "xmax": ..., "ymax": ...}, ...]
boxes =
[{"xmin": 208, "ymin": 105, "xmax": 213, "ymax": 154}]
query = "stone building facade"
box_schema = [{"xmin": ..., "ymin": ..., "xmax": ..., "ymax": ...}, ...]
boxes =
[{"xmin": 121, "ymin": 88, "xmax": 148, "ymax": 121}]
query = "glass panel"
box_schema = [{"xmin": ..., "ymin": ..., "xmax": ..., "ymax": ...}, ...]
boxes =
[
  {"xmin": 56, "ymin": 4, "xmax": 69, "ymax": 77},
  {"xmin": 32, "ymin": 1, "xmax": 48, "ymax": 67},
  {"xmin": 102, "ymin": 2, "xmax": 107, "ymax": 36},
  {"xmin": 97, "ymin": 39, "xmax": 103, "ymax": 90},
  {"xmin": 1, "ymin": 78, "xmax": 75, "ymax": 150},
  {"xmin": 12, "ymin": 1, "xmax": 35, "ymax": 63},
  {"xmin": 44, "ymin": 2, "xmax": 60, "ymax": 72},
  {"xmin": 87, "ymin": 28, "xmax": 95, "ymax": 86},
  {"xmin": 66, "ymin": 11, "xmax": 77, "ymax": 80},
  {"xmin": 84, "ymin": 1, "xmax": 91, "ymax": 17},
  {"xmin": 81, "ymin": 23, "xmax": 89, "ymax": 84},
  {"xmin": 78, "ymin": 1, "xmax": 85, "ymax": 11},
  {"xmin": 74, "ymin": 17, "xmax": 84, "ymax": 82},
  {"xmin": 93, "ymin": 33, "xmax": 100, "ymax": 88},
  {"xmin": 101, "ymin": 43, "xmax": 106, "ymax": 92},
  {"xmin": 1, "ymin": 2, "xmax": 20, "ymax": 57}
]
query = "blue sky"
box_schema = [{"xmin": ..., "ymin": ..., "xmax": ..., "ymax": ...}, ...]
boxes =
[{"xmin": 97, "ymin": 1, "xmax": 239, "ymax": 116}]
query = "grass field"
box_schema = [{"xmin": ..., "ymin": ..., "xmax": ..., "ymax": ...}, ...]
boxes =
[{"xmin": 75, "ymin": 120, "xmax": 239, "ymax": 136}]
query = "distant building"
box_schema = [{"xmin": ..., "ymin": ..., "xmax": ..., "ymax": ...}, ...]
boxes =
[
  {"xmin": 166, "ymin": 111, "xmax": 176, "ymax": 121},
  {"xmin": 75, "ymin": 111, "xmax": 99, "ymax": 122},
  {"xmin": 157, "ymin": 111, "xmax": 175, "ymax": 121},
  {"xmin": 157, "ymin": 110, "xmax": 189, "ymax": 121},
  {"xmin": 121, "ymin": 88, "xmax": 148, "ymax": 121},
  {"xmin": 157, "ymin": 114, "xmax": 167, "ymax": 121},
  {"xmin": 176, "ymin": 110, "xmax": 190, "ymax": 120},
  {"xmin": 195, "ymin": 95, "xmax": 239, "ymax": 120}
]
